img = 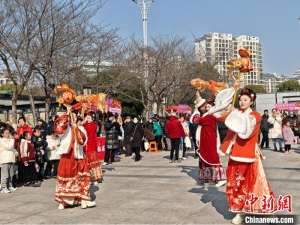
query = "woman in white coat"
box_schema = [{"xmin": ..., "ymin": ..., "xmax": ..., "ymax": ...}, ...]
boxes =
[
  {"xmin": 268, "ymin": 109, "xmax": 284, "ymax": 151},
  {"xmin": 0, "ymin": 127, "xmax": 18, "ymax": 193},
  {"xmin": 46, "ymin": 134, "xmax": 61, "ymax": 177}
]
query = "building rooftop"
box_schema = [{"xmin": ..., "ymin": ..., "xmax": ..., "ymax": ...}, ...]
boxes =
[
  {"xmin": 261, "ymin": 73, "xmax": 288, "ymax": 80},
  {"xmin": 292, "ymin": 68, "xmax": 300, "ymax": 77},
  {"xmin": 195, "ymin": 32, "xmax": 260, "ymax": 43}
]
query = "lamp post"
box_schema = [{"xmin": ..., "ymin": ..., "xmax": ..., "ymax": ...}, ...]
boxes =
[
  {"xmin": 275, "ymin": 85, "xmax": 279, "ymax": 104},
  {"xmin": 132, "ymin": 0, "xmax": 153, "ymax": 48},
  {"xmin": 132, "ymin": 0, "xmax": 154, "ymax": 116}
]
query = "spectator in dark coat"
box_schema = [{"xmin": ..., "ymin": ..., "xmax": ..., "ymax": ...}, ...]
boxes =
[
  {"xmin": 123, "ymin": 116, "xmax": 134, "ymax": 157},
  {"xmin": 130, "ymin": 118, "xmax": 144, "ymax": 161},
  {"xmin": 145, "ymin": 119, "xmax": 154, "ymax": 132},
  {"xmin": 104, "ymin": 116, "xmax": 121, "ymax": 164},
  {"xmin": 36, "ymin": 119, "xmax": 48, "ymax": 139},
  {"xmin": 260, "ymin": 109, "xmax": 270, "ymax": 149},
  {"xmin": 189, "ymin": 122, "xmax": 198, "ymax": 158},
  {"xmin": 217, "ymin": 122, "xmax": 228, "ymax": 143},
  {"xmin": 45, "ymin": 116, "xmax": 57, "ymax": 136},
  {"xmin": 143, "ymin": 127, "xmax": 155, "ymax": 142},
  {"xmin": 165, "ymin": 112, "xmax": 185, "ymax": 162},
  {"xmin": 160, "ymin": 118, "xmax": 169, "ymax": 150},
  {"xmin": 31, "ymin": 126, "xmax": 48, "ymax": 180}
]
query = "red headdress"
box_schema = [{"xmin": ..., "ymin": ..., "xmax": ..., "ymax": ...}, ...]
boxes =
[{"xmin": 53, "ymin": 114, "xmax": 69, "ymax": 135}]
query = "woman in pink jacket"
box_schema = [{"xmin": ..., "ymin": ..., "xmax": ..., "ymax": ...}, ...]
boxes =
[{"xmin": 282, "ymin": 119, "xmax": 297, "ymax": 154}]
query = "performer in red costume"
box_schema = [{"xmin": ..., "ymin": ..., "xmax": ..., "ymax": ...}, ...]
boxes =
[
  {"xmin": 16, "ymin": 117, "xmax": 33, "ymax": 137},
  {"xmin": 54, "ymin": 112, "xmax": 96, "ymax": 210},
  {"xmin": 219, "ymin": 88, "xmax": 275, "ymax": 224},
  {"xmin": 83, "ymin": 113, "xmax": 102, "ymax": 184},
  {"xmin": 190, "ymin": 97, "xmax": 226, "ymax": 187}
]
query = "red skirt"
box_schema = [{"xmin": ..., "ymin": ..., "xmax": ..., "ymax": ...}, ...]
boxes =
[
  {"xmin": 226, "ymin": 154, "xmax": 276, "ymax": 214},
  {"xmin": 199, "ymin": 159, "xmax": 226, "ymax": 183},
  {"xmin": 55, "ymin": 149, "xmax": 91, "ymax": 205},
  {"xmin": 86, "ymin": 151, "xmax": 102, "ymax": 182}
]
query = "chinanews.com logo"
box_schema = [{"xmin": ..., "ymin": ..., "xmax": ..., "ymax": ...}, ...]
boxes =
[
  {"xmin": 244, "ymin": 215, "xmax": 297, "ymax": 225},
  {"xmin": 243, "ymin": 194, "xmax": 296, "ymax": 225}
]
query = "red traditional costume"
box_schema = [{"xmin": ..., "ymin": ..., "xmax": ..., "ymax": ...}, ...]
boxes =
[
  {"xmin": 191, "ymin": 111, "xmax": 226, "ymax": 183},
  {"xmin": 54, "ymin": 115, "xmax": 91, "ymax": 207},
  {"xmin": 17, "ymin": 124, "xmax": 33, "ymax": 137},
  {"xmin": 219, "ymin": 108, "xmax": 276, "ymax": 214},
  {"xmin": 83, "ymin": 121, "xmax": 102, "ymax": 183}
]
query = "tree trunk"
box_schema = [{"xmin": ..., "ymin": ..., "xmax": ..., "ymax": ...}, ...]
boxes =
[
  {"xmin": 45, "ymin": 97, "xmax": 51, "ymax": 122},
  {"xmin": 28, "ymin": 90, "xmax": 37, "ymax": 126},
  {"xmin": 11, "ymin": 91, "xmax": 18, "ymax": 124},
  {"xmin": 152, "ymin": 102, "xmax": 158, "ymax": 114},
  {"xmin": 157, "ymin": 102, "xmax": 163, "ymax": 117}
]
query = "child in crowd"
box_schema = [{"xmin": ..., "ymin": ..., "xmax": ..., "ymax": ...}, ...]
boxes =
[
  {"xmin": 46, "ymin": 133, "xmax": 61, "ymax": 177},
  {"xmin": 31, "ymin": 127, "xmax": 48, "ymax": 181},
  {"xmin": 282, "ymin": 119, "xmax": 298, "ymax": 154},
  {"xmin": 20, "ymin": 131, "xmax": 39, "ymax": 186},
  {"xmin": 0, "ymin": 128, "xmax": 18, "ymax": 193}
]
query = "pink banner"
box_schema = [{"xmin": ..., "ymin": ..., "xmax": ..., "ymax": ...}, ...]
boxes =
[
  {"xmin": 176, "ymin": 104, "xmax": 192, "ymax": 114},
  {"xmin": 106, "ymin": 98, "xmax": 122, "ymax": 114},
  {"xmin": 166, "ymin": 104, "xmax": 192, "ymax": 114},
  {"xmin": 275, "ymin": 103, "xmax": 300, "ymax": 111}
]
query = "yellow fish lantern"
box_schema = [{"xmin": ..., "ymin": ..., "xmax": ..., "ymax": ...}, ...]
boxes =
[
  {"xmin": 190, "ymin": 78, "xmax": 227, "ymax": 95},
  {"xmin": 55, "ymin": 84, "xmax": 76, "ymax": 105},
  {"xmin": 238, "ymin": 48, "xmax": 253, "ymax": 73},
  {"xmin": 227, "ymin": 48, "xmax": 253, "ymax": 74}
]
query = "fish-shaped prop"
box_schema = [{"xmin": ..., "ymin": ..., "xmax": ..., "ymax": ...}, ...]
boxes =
[
  {"xmin": 227, "ymin": 47, "xmax": 253, "ymax": 83},
  {"xmin": 55, "ymin": 84, "xmax": 108, "ymax": 113},
  {"xmin": 190, "ymin": 79, "xmax": 227, "ymax": 95}
]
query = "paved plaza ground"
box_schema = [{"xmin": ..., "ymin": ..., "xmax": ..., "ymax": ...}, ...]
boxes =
[{"xmin": 0, "ymin": 147, "xmax": 299, "ymax": 224}]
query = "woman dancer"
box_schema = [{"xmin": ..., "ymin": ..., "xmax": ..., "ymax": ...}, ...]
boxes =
[
  {"xmin": 191, "ymin": 97, "xmax": 226, "ymax": 187},
  {"xmin": 83, "ymin": 113, "xmax": 102, "ymax": 184},
  {"xmin": 220, "ymin": 88, "xmax": 275, "ymax": 224},
  {"xmin": 54, "ymin": 112, "xmax": 95, "ymax": 210}
]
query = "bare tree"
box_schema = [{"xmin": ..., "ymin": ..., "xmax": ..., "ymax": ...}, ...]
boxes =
[
  {"xmin": 0, "ymin": 0, "xmax": 45, "ymax": 122},
  {"xmin": 32, "ymin": 0, "xmax": 101, "ymax": 121},
  {"xmin": 122, "ymin": 37, "xmax": 194, "ymax": 114},
  {"xmin": 0, "ymin": 0, "xmax": 103, "ymax": 122}
]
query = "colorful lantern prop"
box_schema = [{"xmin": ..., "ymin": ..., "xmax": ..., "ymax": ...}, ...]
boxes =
[
  {"xmin": 54, "ymin": 84, "xmax": 121, "ymax": 114},
  {"xmin": 226, "ymin": 47, "xmax": 253, "ymax": 82},
  {"xmin": 191, "ymin": 79, "xmax": 227, "ymax": 95},
  {"xmin": 190, "ymin": 47, "xmax": 254, "ymax": 117}
]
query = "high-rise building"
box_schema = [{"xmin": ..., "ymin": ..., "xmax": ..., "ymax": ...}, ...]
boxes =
[{"xmin": 195, "ymin": 32, "xmax": 263, "ymax": 86}]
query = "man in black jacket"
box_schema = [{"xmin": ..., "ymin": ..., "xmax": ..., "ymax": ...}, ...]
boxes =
[
  {"xmin": 131, "ymin": 117, "xmax": 144, "ymax": 161},
  {"xmin": 260, "ymin": 109, "xmax": 270, "ymax": 149},
  {"xmin": 123, "ymin": 116, "xmax": 134, "ymax": 157}
]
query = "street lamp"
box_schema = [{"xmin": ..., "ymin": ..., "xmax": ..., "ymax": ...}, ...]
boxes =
[
  {"xmin": 132, "ymin": 0, "xmax": 154, "ymax": 48},
  {"xmin": 132, "ymin": 0, "xmax": 154, "ymax": 116}
]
